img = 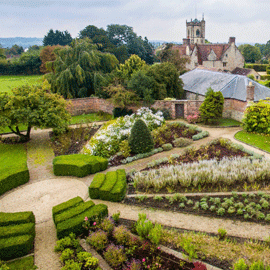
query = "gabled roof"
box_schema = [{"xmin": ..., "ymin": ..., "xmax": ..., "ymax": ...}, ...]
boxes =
[
  {"xmin": 197, "ymin": 44, "xmax": 230, "ymax": 63},
  {"xmin": 180, "ymin": 68, "xmax": 270, "ymax": 102},
  {"xmin": 231, "ymin": 67, "xmax": 253, "ymax": 76}
]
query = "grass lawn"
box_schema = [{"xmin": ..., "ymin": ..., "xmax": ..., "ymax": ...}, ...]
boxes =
[
  {"xmin": 235, "ymin": 131, "xmax": 270, "ymax": 153},
  {"xmin": 216, "ymin": 118, "xmax": 241, "ymax": 127},
  {"xmin": 6, "ymin": 255, "xmax": 36, "ymax": 270},
  {"xmin": 0, "ymin": 75, "xmax": 43, "ymax": 94}
]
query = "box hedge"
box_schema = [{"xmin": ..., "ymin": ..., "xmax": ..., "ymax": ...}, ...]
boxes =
[
  {"xmin": 245, "ymin": 64, "xmax": 268, "ymax": 72},
  {"xmin": 54, "ymin": 200, "xmax": 95, "ymax": 225},
  {"xmin": 53, "ymin": 154, "xmax": 108, "ymax": 177},
  {"xmin": 0, "ymin": 167, "xmax": 29, "ymax": 196},
  {"xmin": 88, "ymin": 173, "xmax": 106, "ymax": 199},
  {"xmin": 0, "ymin": 223, "xmax": 35, "ymax": 239},
  {"xmin": 52, "ymin": 196, "xmax": 84, "ymax": 220},
  {"xmin": 0, "ymin": 234, "xmax": 34, "ymax": 260},
  {"xmin": 89, "ymin": 169, "xmax": 127, "ymax": 202},
  {"xmin": 56, "ymin": 204, "xmax": 108, "ymax": 239},
  {"xmin": 0, "ymin": 211, "xmax": 35, "ymax": 226}
]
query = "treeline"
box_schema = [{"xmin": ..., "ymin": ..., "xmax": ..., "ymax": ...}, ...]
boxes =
[{"xmin": 0, "ymin": 24, "xmax": 155, "ymax": 75}]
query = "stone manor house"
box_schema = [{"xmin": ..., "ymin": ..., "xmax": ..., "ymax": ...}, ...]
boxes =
[{"xmin": 173, "ymin": 15, "xmax": 245, "ymax": 71}]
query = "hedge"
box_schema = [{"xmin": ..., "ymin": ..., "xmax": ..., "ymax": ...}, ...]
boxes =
[
  {"xmin": 260, "ymin": 74, "xmax": 270, "ymax": 80},
  {"xmin": 0, "ymin": 211, "xmax": 35, "ymax": 227},
  {"xmin": 0, "ymin": 167, "xmax": 29, "ymax": 196},
  {"xmin": 0, "ymin": 234, "xmax": 34, "ymax": 260},
  {"xmin": 88, "ymin": 173, "xmax": 106, "ymax": 199},
  {"xmin": 0, "ymin": 223, "xmax": 35, "ymax": 239},
  {"xmin": 53, "ymin": 154, "xmax": 108, "ymax": 177},
  {"xmin": 245, "ymin": 64, "xmax": 269, "ymax": 72},
  {"xmin": 52, "ymin": 196, "xmax": 84, "ymax": 220},
  {"xmin": 54, "ymin": 200, "xmax": 95, "ymax": 225},
  {"xmin": 89, "ymin": 169, "xmax": 127, "ymax": 202},
  {"xmin": 56, "ymin": 204, "xmax": 108, "ymax": 239}
]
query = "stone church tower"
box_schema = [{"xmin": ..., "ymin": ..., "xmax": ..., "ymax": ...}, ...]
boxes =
[{"xmin": 185, "ymin": 14, "xmax": 205, "ymax": 44}]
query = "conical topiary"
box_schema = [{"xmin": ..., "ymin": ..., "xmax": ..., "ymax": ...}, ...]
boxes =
[{"xmin": 128, "ymin": 119, "xmax": 154, "ymax": 154}]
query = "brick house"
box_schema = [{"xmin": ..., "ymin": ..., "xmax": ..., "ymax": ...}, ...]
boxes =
[{"xmin": 180, "ymin": 68, "xmax": 270, "ymax": 121}]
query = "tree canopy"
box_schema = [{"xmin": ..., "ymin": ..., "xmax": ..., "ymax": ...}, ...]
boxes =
[
  {"xmin": 43, "ymin": 29, "xmax": 73, "ymax": 46},
  {"xmin": 0, "ymin": 81, "xmax": 71, "ymax": 141},
  {"xmin": 239, "ymin": 44, "xmax": 262, "ymax": 63},
  {"xmin": 45, "ymin": 38, "xmax": 119, "ymax": 98}
]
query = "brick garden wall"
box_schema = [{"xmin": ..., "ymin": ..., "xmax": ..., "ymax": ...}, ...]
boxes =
[{"xmin": 66, "ymin": 96, "xmax": 247, "ymax": 121}]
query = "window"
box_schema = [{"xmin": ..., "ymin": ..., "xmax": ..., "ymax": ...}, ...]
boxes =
[
  {"xmin": 196, "ymin": 29, "xmax": 200, "ymax": 37},
  {"xmin": 223, "ymin": 62, "xmax": 227, "ymax": 67}
]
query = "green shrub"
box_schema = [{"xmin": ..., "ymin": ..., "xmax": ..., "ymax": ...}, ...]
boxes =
[
  {"xmin": 52, "ymin": 197, "xmax": 84, "ymax": 220},
  {"xmin": 192, "ymin": 130, "xmax": 209, "ymax": 141},
  {"xmin": 87, "ymin": 230, "xmax": 108, "ymax": 251},
  {"xmin": 0, "ymin": 223, "xmax": 35, "ymax": 239},
  {"xmin": 108, "ymin": 169, "xmax": 127, "ymax": 202},
  {"xmin": 0, "ymin": 212, "xmax": 35, "ymax": 227},
  {"xmin": 128, "ymin": 119, "xmax": 154, "ymax": 154},
  {"xmin": 119, "ymin": 140, "xmax": 131, "ymax": 158},
  {"xmin": 54, "ymin": 200, "xmax": 95, "ymax": 225},
  {"xmin": 249, "ymin": 261, "xmax": 265, "ymax": 270},
  {"xmin": 103, "ymin": 244, "xmax": 127, "ymax": 268},
  {"xmin": 245, "ymin": 64, "xmax": 268, "ymax": 72},
  {"xmin": 113, "ymin": 107, "xmax": 133, "ymax": 118},
  {"xmin": 53, "ymin": 154, "xmax": 108, "ymax": 177},
  {"xmin": 113, "ymin": 225, "xmax": 130, "ymax": 245},
  {"xmin": 56, "ymin": 204, "xmax": 108, "ymax": 239},
  {"xmin": 0, "ymin": 234, "xmax": 34, "ymax": 260},
  {"xmin": 173, "ymin": 137, "xmax": 193, "ymax": 147},
  {"xmin": 242, "ymin": 100, "xmax": 270, "ymax": 134},
  {"xmin": 89, "ymin": 173, "xmax": 106, "ymax": 199},
  {"xmin": 6, "ymin": 255, "xmax": 35, "ymax": 270},
  {"xmin": 233, "ymin": 258, "xmax": 248, "ymax": 270},
  {"xmin": 161, "ymin": 143, "xmax": 173, "ymax": 151},
  {"xmin": 199, "ymin": 88, "xmax": 224, "ymax": 125},
  {"xmin": 260, "ymin": 74, "xmax": 270, "ymax": 80},
  {"xmin": 98, "ymin": 171, "xmax": 118, "ymax": 199},
  {"xmin": 217, "ymin": 227, "xmax": 227, "ymax": 240}
]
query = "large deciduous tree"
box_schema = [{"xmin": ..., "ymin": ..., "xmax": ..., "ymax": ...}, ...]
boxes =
[
  {"xmin": 45, "ymin": 38, "xmax": 119, "ymax": 98},
  {"xmin": 43, "ymin": 29, "xmax": 73, "ymax": 46},
  {"xmin": 239, "ymin": 44, "xmax": 262, "ymax": 63},
  {"xmin": 39, "ymin": 45, "xmax": 62, "ymax": 73},
  {"xmin": 0, "ymin": 82, "xmax": 71, "ymax": 141}
]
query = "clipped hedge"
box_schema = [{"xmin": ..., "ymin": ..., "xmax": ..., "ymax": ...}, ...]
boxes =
[
  {"xmin": 0, "ymin": 234, "xmax": 34, "ymax": 260},
  {"xmin": 54, "ymin": 200, "xmax": 95, "ymax": 225},
  {"xmin": 56, "ymin": 204, "xmax": 108, "ymax": 239},
  {"xmin": 245, "ymin": 64, "xmax": 269, "ymax": 72},
  {"xmin": 53, "ymin": 154, "xmax": 108, "ymax": 177},
  {"xmin": 52, "ymin": 196, "xmax": 84, "ymax": 220},
  {"xmin": 0, "ymin": 211, "xmax": 35, "ymax": 227},
  {"xmin": 0, "ymin": 223, "xmax": 35, "ymax": 239},
  {"xmin": 88, "ymin": 173, "xmax": 106, "ymax": 199},
  {"xmin": 260, "ymin": 74, "xmax": 270, "ymax": 80},
  {"xmin": 192, "ymin": 130, "xmax": 210, "ymax": 141},
  {"xmin": 89, "ymin": 169, "xmax": 127, "ymax": 202}
]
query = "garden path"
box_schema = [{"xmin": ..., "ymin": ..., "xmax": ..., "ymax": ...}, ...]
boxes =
[{"xmin": 1, "ymin": 123, "xmax": 270, "ymax": 270}]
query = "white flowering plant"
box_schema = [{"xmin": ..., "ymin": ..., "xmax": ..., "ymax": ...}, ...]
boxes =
[{"xmin": 83, "ymin": 108, "xmax": 164, "ymax": 158}]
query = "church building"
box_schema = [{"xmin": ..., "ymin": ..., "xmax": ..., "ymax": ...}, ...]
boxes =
[{"xmin": 174, "ymin": 15, "xmax": 245, "ymax": 71}]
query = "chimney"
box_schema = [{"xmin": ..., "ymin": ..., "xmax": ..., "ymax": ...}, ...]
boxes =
[
  {"xmin": 229, "ymin": 37, "xmax": 236, "ymax": 44},
  {"xmin": 183, "ymin": 38, "xmax": 190, "ymax": 45},
  {"xmin": 246, "ymin": 81, "xmax": 255, "ymax": 102}
]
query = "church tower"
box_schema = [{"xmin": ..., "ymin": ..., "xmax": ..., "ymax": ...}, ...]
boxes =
[{"xmin": 186, "ymin": 14, "xmax": 205, "ymax": 44}]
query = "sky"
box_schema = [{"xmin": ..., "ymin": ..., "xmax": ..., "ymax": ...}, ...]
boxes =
[{"xmin": 1, "ymin": 0, "xmax": 270, "ymax": 44}]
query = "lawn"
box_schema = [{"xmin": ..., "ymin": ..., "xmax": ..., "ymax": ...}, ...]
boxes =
[
  {"xmin": 198, "ymin": 118, "xmax": 241, "ymax": 127},
  {"xmin": 235, "ymin": 130, "xmax": 270, "ymax": 153},
  {"xmin": 0, "ymin": 75, "xmax": 43, "ymax": 94}
]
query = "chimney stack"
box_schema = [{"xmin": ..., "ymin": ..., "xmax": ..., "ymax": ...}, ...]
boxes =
[
  {"xmin": 183, "ymin": 38, "xmax": 190, "ymax": 45},
  {"xmin": 246, "ymin": 81, "xmax": 255, "ymax": 102},
  {"xmin": 229, "ymin": 37, "xmax": 236, "ymax": 44}
]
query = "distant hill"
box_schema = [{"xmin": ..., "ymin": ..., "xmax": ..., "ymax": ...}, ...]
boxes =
[{"xmin": 0, "ymin": 37, "xmax": 43, "ymax": 49}]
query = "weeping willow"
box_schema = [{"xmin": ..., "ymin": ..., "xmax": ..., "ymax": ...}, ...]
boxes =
[{"xmin": 45, "ymin": 38, "xmax": 118, "ymax": 98}]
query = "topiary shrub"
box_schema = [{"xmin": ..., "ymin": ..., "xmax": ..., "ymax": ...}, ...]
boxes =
[
  {"xmin": 161, "ymin": 143, "xmax": 173, "ymax": 151},
  {"xmin": 173, "ymin": 138, "xmax": 193, "ymax": 147},
  {"xmin": 199, "ymin": 88, "xmax": 224, "ymax": 125},
  {"xmin": 128, "ymin": 119, "xmax": 154, "ymax": 154}
]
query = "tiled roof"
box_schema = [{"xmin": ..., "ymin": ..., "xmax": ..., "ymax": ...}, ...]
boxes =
[
  {"xmin": 180, "ymin": 68, "xmax": 270, "ymax": 102},
  {"xmin": 197, "ymin": 44, "xmax": 230, "ymax": 62},
  {"xmin": 231, "ymin": 67, "xmax": 252, "ymax": 76}
]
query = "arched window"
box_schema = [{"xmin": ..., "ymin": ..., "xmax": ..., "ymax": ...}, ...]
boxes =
[
  {"xmin": 196, "ymin": 29, "xmax": 200, "ymax": 37},
  {"xmin": 187, "ymin": 30, "xmax": 190, "ymax": 38}
]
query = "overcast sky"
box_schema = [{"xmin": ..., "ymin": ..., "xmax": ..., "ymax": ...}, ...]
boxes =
[{"xmin": 1, "ymin": 0, "xmax": 270, "ymax": 44}]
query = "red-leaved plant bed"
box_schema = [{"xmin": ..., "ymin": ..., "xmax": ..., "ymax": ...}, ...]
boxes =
[{"xmin": 83, "ymin": 216, "xmax": 206, "ymax": 270}]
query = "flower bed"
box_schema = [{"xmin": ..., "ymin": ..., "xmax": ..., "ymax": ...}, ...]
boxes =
[
  {"xmin": 83, "ymin": 108, "xmax": 165, "ymax": 158},
  {"xmin": 124, "ymin": 192, "xmax": 270, "ymax": 224}
]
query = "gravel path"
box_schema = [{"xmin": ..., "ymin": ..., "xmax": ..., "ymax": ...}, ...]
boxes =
[{"xmin": 1, "ymin": 123, "xmax": 270, "ymax": 269}]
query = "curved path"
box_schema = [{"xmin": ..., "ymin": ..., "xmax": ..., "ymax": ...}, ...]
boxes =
[{"xmin": 0, "ymin": 124, "xmax": 270, "ymax": 269}]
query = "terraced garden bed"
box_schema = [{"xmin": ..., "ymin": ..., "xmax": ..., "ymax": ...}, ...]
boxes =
[{"xmin": 124, "ymin": 192, "xmax": 270, "ymax": 224}]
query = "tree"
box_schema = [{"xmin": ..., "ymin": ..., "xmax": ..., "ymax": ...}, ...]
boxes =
[
  {"xmin": 0, "ymin": 47, "xmax": 6, "ymax": 59},
  {"xmin": 46, "ymin": 38, "xmax": 119, "ymax": 98},
  {"xmin": 239, "ymin": 44, "xmax": 262, "ymax": 63},
  {"xmin": 43, "ymin": 29, "xmax": 73, "ymax": 46},
  {"xmin": 39, "ymin": 45, "xmax": 62, "ymax": 73},
  {"xmin": 5, "ymin": 44, "xmax": 24, "ymax": 56},
  {"xmin": 199, "ymin": 88, "xmax": 224, "ymax": 125},
  {"xmin": 157, "ymin": 43, "xmax": 189, "ymax": 73},
  {"xmin": 19, "ymin": 49, "xmax": 42, "ymax": 74},
  {"xmin": 0, "ymin": 81, "xmax": 71, "ymax": 141}
]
